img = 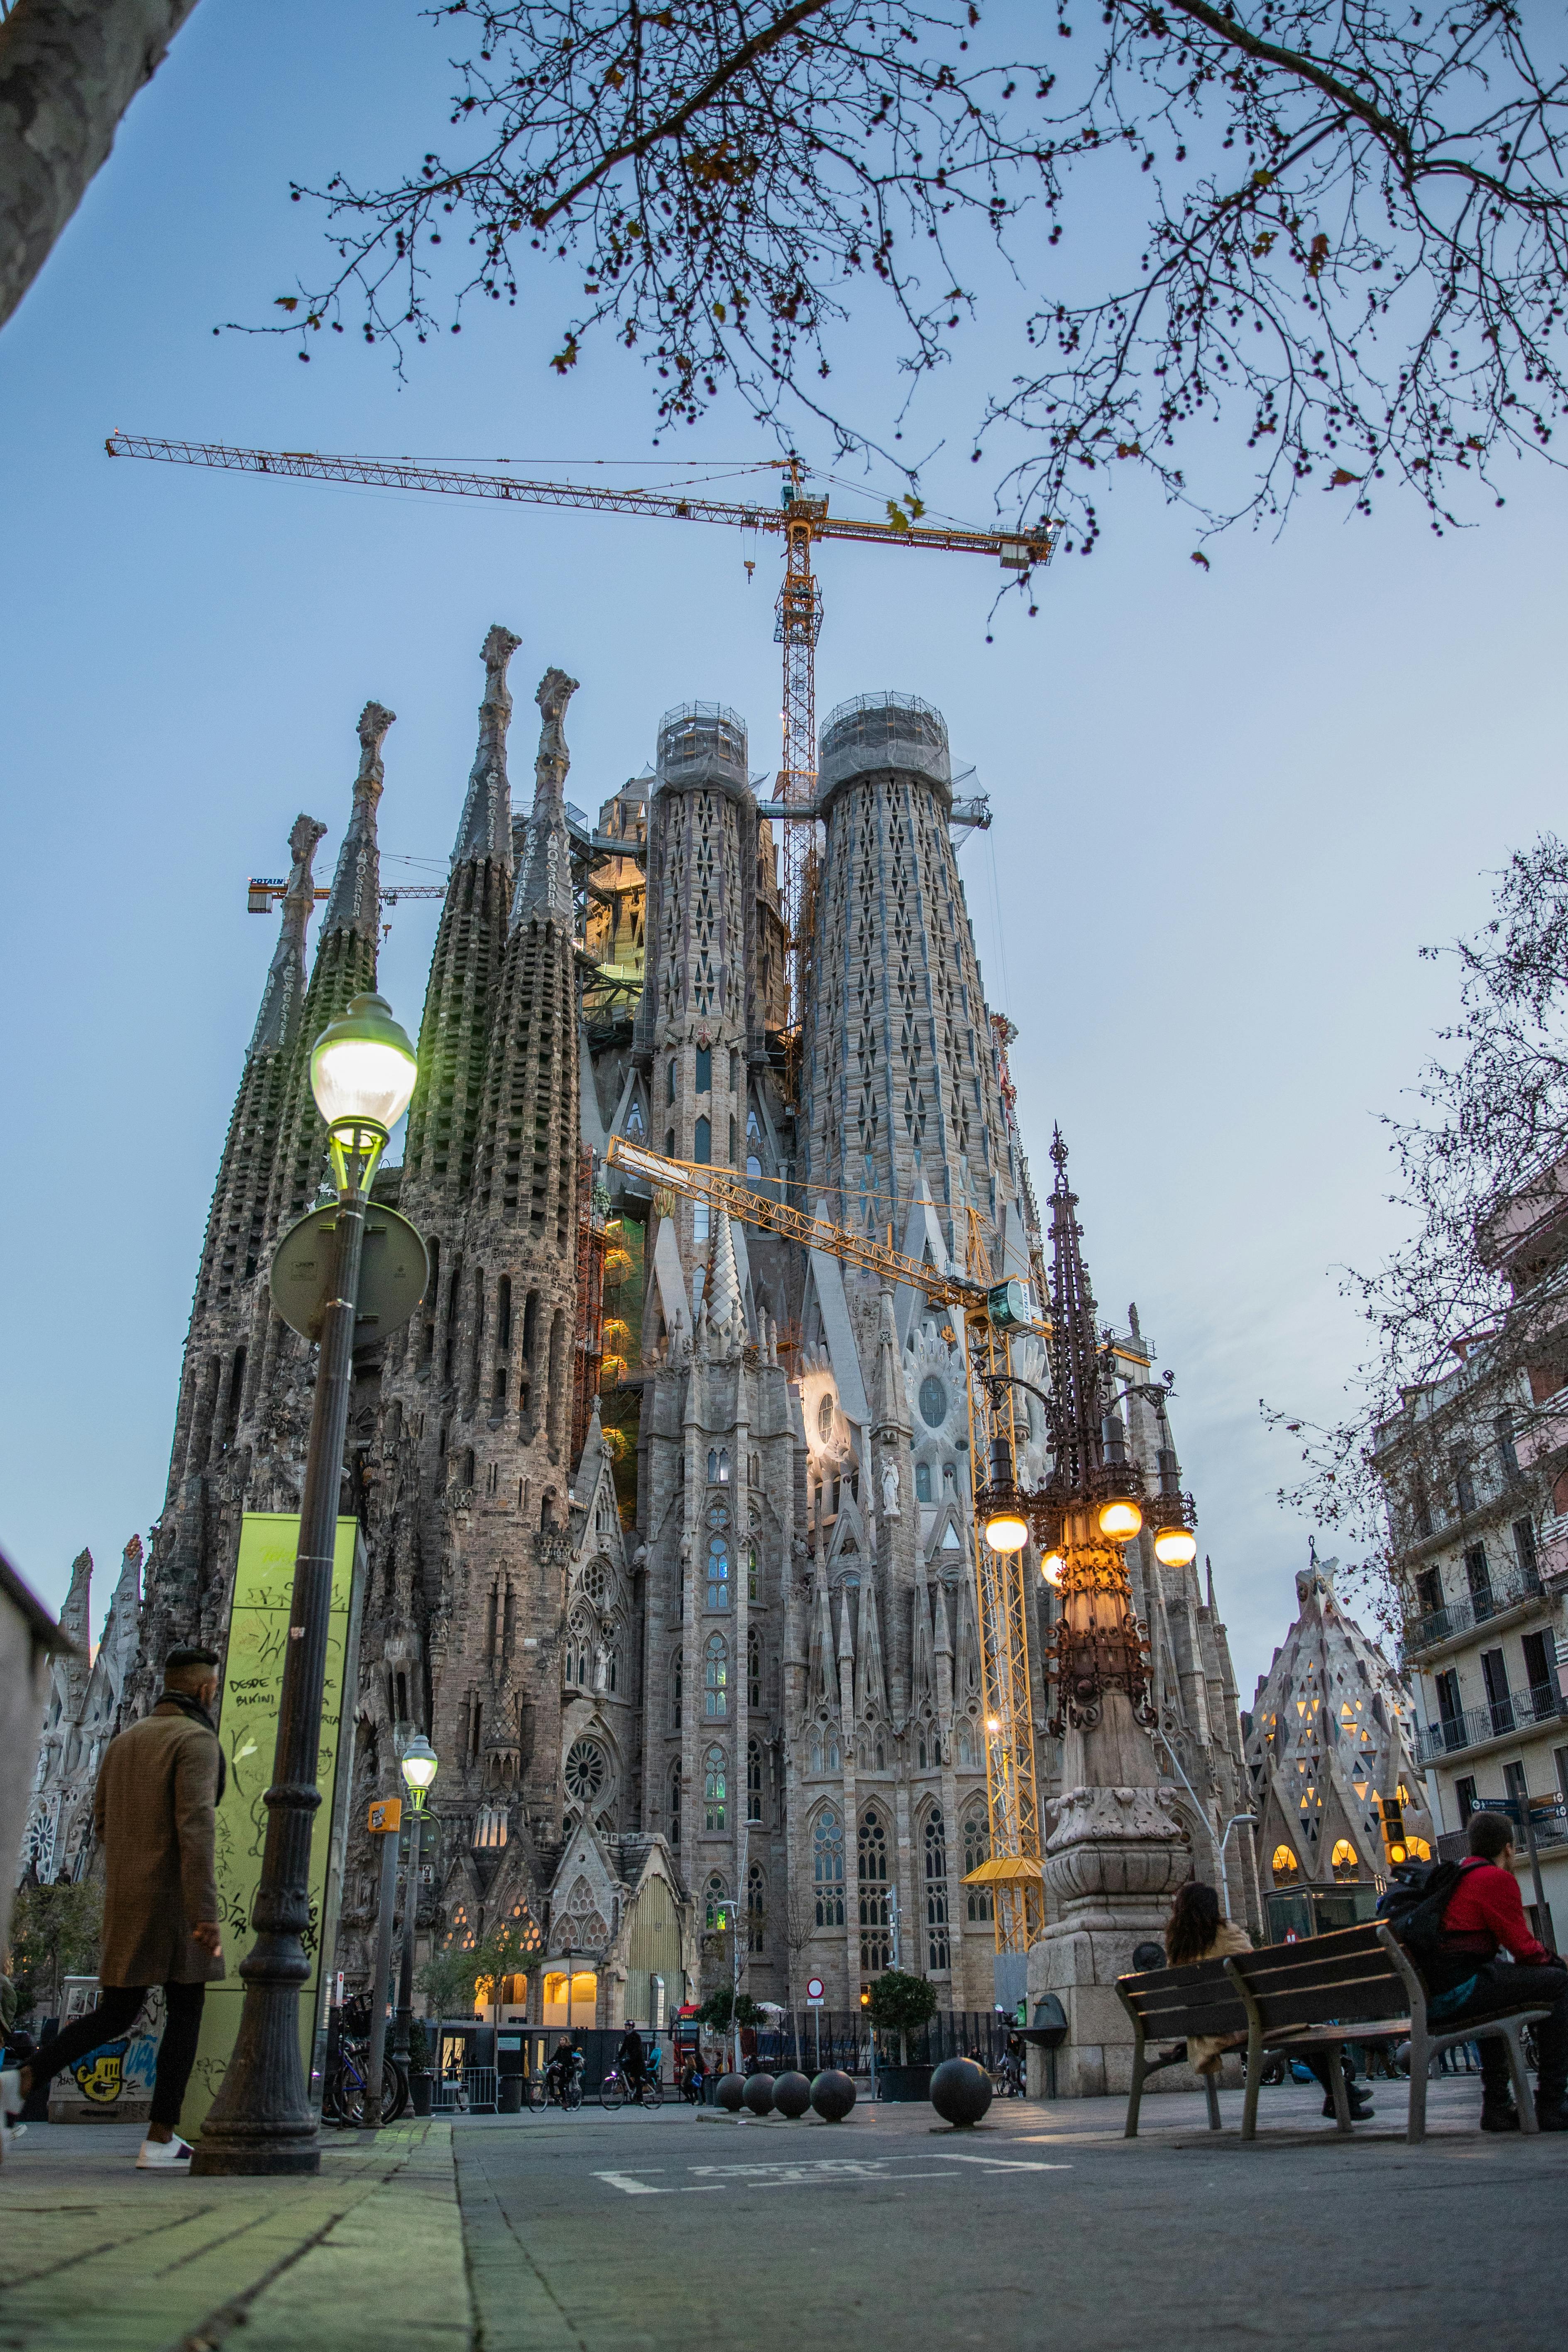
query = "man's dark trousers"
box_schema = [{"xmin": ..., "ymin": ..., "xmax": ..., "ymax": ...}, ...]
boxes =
[
  {"xmin": 26, "ymin": 1983, "xmax": 206, "ymax": 2127},
  {"xmin": 1443, "ymin": 1963, "xmax": 1568, "ymax": 2104}
]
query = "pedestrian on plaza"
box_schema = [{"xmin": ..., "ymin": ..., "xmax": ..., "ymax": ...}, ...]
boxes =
[
  {"xmin": 0, "ymin": 1969, "xmax": 16, "ymax": 2041},
  {"xmin": 1165, "ymin": 1880, "xmax": 1375, "ymax": 2122},
  {"xmin": 0, "ymin": 1645, "xmax": 225, "ymax": 2170},
  {"xmin": 1419, "ymin": 1809, "xmax": 1568, "ymax": 2133}
]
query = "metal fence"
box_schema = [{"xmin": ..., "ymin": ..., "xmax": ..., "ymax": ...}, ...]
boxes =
[
  {"xmin": 1417, "ymin": 1681, "xmax": 1568, "ymax": 1763},
  {"xmin": 433, "ymin": 2065, "xmax": 497, "ymax": 2113},
  {"xmin": 747, "ymin": 2010, "xmax": 1013, "ymax": 2078}
]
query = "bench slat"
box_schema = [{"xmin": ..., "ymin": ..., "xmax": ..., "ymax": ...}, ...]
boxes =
[{"xmin": 1243, "ymin": 1983, "xmax": 1410, "ymax": 2031}]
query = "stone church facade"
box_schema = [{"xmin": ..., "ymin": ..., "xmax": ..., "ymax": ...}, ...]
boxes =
[{"xmin": 24, "ymin": 629, "xmax": 1255, "ymax": 2042}]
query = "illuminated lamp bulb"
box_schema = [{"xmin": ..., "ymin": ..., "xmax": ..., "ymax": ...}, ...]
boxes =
[
  {"xmin": 983, "ymin": 1501, "xmax": 1030, "ymax": 1554},
  {"xmin": 985, "ymin": 1717, "xmax": 1002, "ymax": 1736},
  {"xmin": 1097, "ymin": 1498, "xmax": 1143, "ymax": 1542},
  {"xmin": 1152, "ymin": 1525, "xmax": 1198, "ymax": 1567},
  {"xmin": 1041, "ymin": 1551, "xmax": 1066, "ymax": 1587}
]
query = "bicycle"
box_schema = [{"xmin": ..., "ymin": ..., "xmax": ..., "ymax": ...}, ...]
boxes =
[
  {"xmin": 323, "ymin": 2040, "xmax": 407, "ymax": 2126},
  {"xmin": 992, "ymin": 2052, "xmax": 1026, "ymax": 2099},
  {"xmin": 599, "ymin": 2066, "xmax": 664, "ymax": 2111},
  {"xmin": 543, "ymin": 2062, "xmax": 584, "ymax": 2111}
]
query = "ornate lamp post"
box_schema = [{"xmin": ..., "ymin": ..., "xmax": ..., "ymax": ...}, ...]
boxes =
[
  {"xmin": 193, "ymin": 993, "xmax": 421, "ymax": 2176},
  {"xmin": 392, "ymin": 1733, "xmax": 439, "ymax": 2080},
  {"xmin": 974, "ymin": 1132, "xmax": 1197, "ymax": 1737}
]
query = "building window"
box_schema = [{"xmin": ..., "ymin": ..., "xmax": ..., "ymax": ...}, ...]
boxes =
[
  {"xmin": 669, "ymin": 1761, "xmax": 682, "ymax": 1848},
  {"xmin": 704, "ymin": 1745, "xmax": 727, "ymax": 1832},
  {"xmin": 695, "ymin": 1045, "xmax": 712, "ymax": 1093},
  {"xmin": 667, "ymin": 1061, "xmax": 676, "ymax": 1105},
  {"xmin": 1496, "ymin": 1410, "xmax": 1519, "ymax": 1476},
  {"xmin": 747, "ymin": 1862, "xmax": 766, "ymax": 1952},
  {"xmin": 1455, "ymin": 1776, "xmax": 1478, "ymax": 1825},
  {"xmin": 704, "ymin": 1633, "xmax": 728, "ymax": 1719},
  {"xmin": 813, "ymin": 1808, "xmax": 845, "ymax": 1927},
  {"xmin": 695, "ymin": 1115, "xmax": 711, "ymax": 1164},
  {"xmin": 704, "ymin": 1875, "xmax": 729, "ymax": 1932},
  {"xmin": 1465, "ymin": 1546, "xmax": 1492, "ymax": 1612},
  {"xmin": 1523, "ymin": 1628, "xmax": 1556, "ymax": 1704},
  {"xmin": 1330, "ymin": 1837, "xmax": 1359, "ymax": 1882},
  {"xmin": 748, "ymin": 1627, "xmax": 761, "ymax": 1708},
  {"xmin": 746, "ymin": 1542, "xmax": 759, "ymax": 1603},
  {"xmin": 858, "ymin": 1806, "xmax": 891, "ymax": 1973},
  {"xmin": 925, "ymin": 1809, "xmax": 950, "ymax": 1970},
  {"xmin": 919, "ymin": 1376, "xmax": 947, "ymax": 1429},
  {"xmin": 565, "ymin": 1612, "xmax": 592, "ymax": 1687},
  {"xmin": 671, "ymin": 1650, "xmax": 682, "ymax": 1730},
  {"xmin": 693, "ymin": 1199, "xmax": 710, "ymax": 1242},
  {"xmin": 1455, "ymin": 1461, "xmax": 1477, "ymax": 1517},
  {"xmin": 747, "ymin": 1735, "xmax": 764, "ymax": 1823},
  {"xmin": 963, "ymin": 1806, "xmax": 993, "ymax": 1923},
  {"xmin": 1272, "ymin": 1843, "xmax": 1300, "ymax": 1884},
  {"xmin": 564, "ymin": 1740, "xmax": 607, "ymax": 1808},
  {"xmin": 707, "ymin": 1536, "xmax": 729, "ymax": 1610},
  {"xmin": 915, "ymin": 1461, "xmax": 933, "ymax": 1504},
  {"xmin": 1515, "ymin": 1517, "xmax": 1540, "ymax": 1584}
]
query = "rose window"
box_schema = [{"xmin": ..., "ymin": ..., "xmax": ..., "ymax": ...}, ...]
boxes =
[{"xmin": 564, "ymin": 1740, "xmax": 607, "ymax": 1804}]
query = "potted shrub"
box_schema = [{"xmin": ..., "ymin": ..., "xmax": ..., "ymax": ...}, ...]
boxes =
[{"xmin": 867, "ymin": 1971, "xmax": 939, "ymax": 2100}]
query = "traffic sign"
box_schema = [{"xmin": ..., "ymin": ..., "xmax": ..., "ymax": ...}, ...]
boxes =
[
  {"xmin": 807, "ymin": 1976, "xmax": 825, "ymax": 2003},
  {"xmin": 367, "ymin": 1797, "xmax": 403, "ymax": 1834}
]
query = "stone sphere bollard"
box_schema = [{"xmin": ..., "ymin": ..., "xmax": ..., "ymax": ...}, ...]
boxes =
[
  {"xmin": 742, "ymin": 2073, "xmax": 776, "ymax": 2117},
  {"xmin": 715, "ymin": 2072, "xmax": 746, "ymax": 2112},
  {"xmin": 929, "ymin": 2056, "xmax": 993, "ymax": 2128},
  {"xmin": 772, "ymin": 2071, "xmax": 812, "ymax": 2119},
  {"xmin": 810, "ymin": 2068, "xmax": 857, "ymax": 2122}
]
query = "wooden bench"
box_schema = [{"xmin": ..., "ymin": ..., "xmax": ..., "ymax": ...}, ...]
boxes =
[{"xmin": 1117, "ymin": 1921, "xmax": 1553, "ymax": 2144}]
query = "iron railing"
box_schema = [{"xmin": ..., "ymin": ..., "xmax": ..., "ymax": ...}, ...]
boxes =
[
  {"xmin": 1403, "ymin": 1567, "xmax": 1544, "ymax": 1657},
  {"xmin": 1417, "ymin": 1681, "xmax": 1568, "ymax": 1764}
]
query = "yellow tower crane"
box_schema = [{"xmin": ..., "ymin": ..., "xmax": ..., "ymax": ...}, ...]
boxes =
[
  {"xmin": 604, "ymin": 1135, "xmax": 1049, "ymax": 1960},
  {"xmin": 106, "ymin": 433, "xmax": 1050, "ymax": 1028}
]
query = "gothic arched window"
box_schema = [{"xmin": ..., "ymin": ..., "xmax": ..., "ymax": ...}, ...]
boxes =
[
  {"xmin": 695, "ymin": 1115, "xmax": 712, "ymax": 1164},
  {"xmin": 704, "ymin": 1875, "xmax": 729, "ymax": 1931},
  {"xmin": 669, "ymin": 1761, "xmax": 682, "ymax": 1849},
  {"xmin": 670, "ymin": 1650, "xmax": 682, "ymax": 1731},
  {"xmin": 813, "ymin": 1808, "xmax": 845, "ymax": 1928},
  {"xmin": 964, "ymin": 1806, "xmax": 993, "ymax": 1924},
  {"xmin": 747, "ymin": 1862, "xmax": 766, "ymax": 1952},
  {"xmin": 747, "ymin": 1627, "xmax": 761, "ymax": 1709},
  {"xmin": 747, "ymin": 1735, "xmax": 763, "ymax": 1824},
  {"xmin": 704, "ymin": 1745, "xmax": 727, "ymax": 1832},
  {"xmin": 704, "ymin": 1634, "xmax": 728, "ymax": 1719},
  {"xmin": 924, "ymin": 1809, "xmax": 950, "ymax": 1970},
  {"xmin": 858, "ymin": 1806, "xmax": 891, "ymax": 1973},
  {"xmin": 707, "ymin": 1536, "xmax": 729, "ymax": 1611}
]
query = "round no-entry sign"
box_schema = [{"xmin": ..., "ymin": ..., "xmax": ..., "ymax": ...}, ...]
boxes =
[{"xmin": 807, "ymin": 1977, "xmax": 825, "ymax": 2002}]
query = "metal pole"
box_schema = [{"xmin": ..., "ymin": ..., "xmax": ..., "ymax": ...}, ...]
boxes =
[
  {"xmin": 392, "ymin": 1807, "xmax": 423, "ymax": 2075},
  {"xmin": 1522, "ymin": 1802, "xmax": 1554, "ymax": 1952},
  {"xmin": 362, "ymin": 1822, "xmax": 400, "ymax": 2129},
  {"xmin": 1153, "ymin": 1729, "xmax": 1233, "ymax": 1916},
  {"xmin": 193, "ymin": 1157, "xmax": 371, "ymax": 2176}
]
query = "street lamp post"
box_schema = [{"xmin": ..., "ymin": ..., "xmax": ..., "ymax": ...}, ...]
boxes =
[
  {"xmin": 192, "ymin": 993, "xmax": 420, "ymax": 2177},
  {"xmin": 392, "ymin": 1734, "xmax": 439, "ymax": 2082}
]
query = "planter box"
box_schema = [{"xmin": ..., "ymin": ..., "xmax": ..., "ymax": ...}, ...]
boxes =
[{"xmin": 876, "ymin": 2065, "xmax": 934, "ymax": 2102}]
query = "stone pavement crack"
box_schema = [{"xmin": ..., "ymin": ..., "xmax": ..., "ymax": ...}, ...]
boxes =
[{"xmin": 454, "ymin": 2127, "xmax": 588, "ymax": 2352}]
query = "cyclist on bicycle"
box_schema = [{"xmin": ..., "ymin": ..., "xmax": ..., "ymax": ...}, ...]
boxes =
[
  {"xmin": 545, "ymin": 2037, "xmax": 580, "ymax": 2103},
  {"xmin": 617, "ymin": 2022, "xmax": 648, "ymax": 2094}
]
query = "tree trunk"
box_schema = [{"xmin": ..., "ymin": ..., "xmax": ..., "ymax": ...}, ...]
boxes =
[{"xmin": 0, "ymin": 0, "xmax": 205, "ymax": 333}]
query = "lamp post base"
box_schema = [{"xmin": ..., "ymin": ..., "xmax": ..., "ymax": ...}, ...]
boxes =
[{"xmin": 191, "ymin": 2130, "xmax": 322, "ymax": 2177}]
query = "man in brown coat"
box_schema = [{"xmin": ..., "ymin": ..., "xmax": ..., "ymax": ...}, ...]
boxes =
[{"xmin": 3, "ymin": 1645, "xmax": 225, "ymax": 2169}]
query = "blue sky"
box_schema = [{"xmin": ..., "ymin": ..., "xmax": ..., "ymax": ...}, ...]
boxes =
[{"xmin": 3, "ymin": 0, "xmax": 1564, "ymax": 1703}]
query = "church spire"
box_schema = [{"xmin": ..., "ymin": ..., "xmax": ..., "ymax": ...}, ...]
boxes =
[
  {"xmin": 249, "ymin": 814, "xmax": 326, "ymax": 1059},
  {"xmin": 512, "ymin": 667, "xmax": 580, "ymax": 927},
  {"xmin": 404, "ymin": 629, "xmax": 521, "ymax": 1200},
  {"xmin": 318, "ymin": 700, "xmax": 391, "ymax": 947},
  {"xmin": 1045, "ymin": 1127, "xmax": 1108, "ymax": 1494}
]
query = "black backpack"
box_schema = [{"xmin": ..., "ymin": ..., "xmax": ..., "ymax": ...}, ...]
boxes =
[{"xmin": 1376, "ymin": 1858, "xmax": 1470, "ymax": 1959}]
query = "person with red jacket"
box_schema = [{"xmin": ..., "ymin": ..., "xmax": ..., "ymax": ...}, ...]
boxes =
[{"xmin": 1430, "ymin": 1809, "xmax": 1568, "ymax": 2132}]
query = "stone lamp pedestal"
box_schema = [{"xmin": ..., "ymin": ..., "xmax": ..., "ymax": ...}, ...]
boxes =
[{"xmin": 1027, "ymin": 1690, "xmax": 1189, "ymax": 2098}]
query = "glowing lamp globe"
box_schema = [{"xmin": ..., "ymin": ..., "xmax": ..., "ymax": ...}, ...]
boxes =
[
  {"xmin": 1041, "ymin": 1551, "xmax": 1066, "ymax": 1588},
  {"xmin": 400, "ymin": 1732, "xmax": 439, "ymax": 1810},
  {"xmin": 1097, "ymin": 1498, "xmax": 1143, "ymax": 1543},
  {"xmin": 310, "ymin": 993, "xmax": 419, "ymax": 1131},
  {"xmin": 1152, "ymin": 1525, "xmax": 1198, "ymax": 1567},
  {"xmin": 983, "ymin": 1500, "xmax": 1030, "ymax": 1554}
]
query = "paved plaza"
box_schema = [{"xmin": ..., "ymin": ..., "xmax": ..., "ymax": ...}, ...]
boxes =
[{"xmin": 2, "ymin": 2080, "xmax": 1564, "ymax": 2351}]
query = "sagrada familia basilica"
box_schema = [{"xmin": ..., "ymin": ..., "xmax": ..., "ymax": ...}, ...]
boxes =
[{"xmin": 24, "ymin": 628, "xmax": 1260, "ymax": 2056}]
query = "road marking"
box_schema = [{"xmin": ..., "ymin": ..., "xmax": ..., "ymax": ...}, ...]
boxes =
[{"xmin": 594, "ymin": 2156, "xmax": 1073, "ymax": 2196}]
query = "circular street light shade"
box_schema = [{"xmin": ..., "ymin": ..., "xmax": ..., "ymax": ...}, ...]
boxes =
[
  {"xmin": 311, "ymin": 993, "xmax": 419, "ymax": 1130},
  {"xmin": 983, "ymin": 1503, "xmax": 1030, "ymax": 1554},
  {"xmin": 1041, "ymin": 1551, "xmax": 1066, "ymax": 1587},
  {"xmin": 1097, "ymin": 1498, "xmax": 1143, "ymax": 1542},
  {"xmin": 1152, "ymin": 1525, "xmax": 1199, "ymax": 1567},
  {"xmin": 400, "ymin": 1732, "xmax": 439, "ymax": 1798}
]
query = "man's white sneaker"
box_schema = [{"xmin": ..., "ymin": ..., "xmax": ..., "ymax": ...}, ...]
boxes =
[{"xmin": 136, "ymin": 2135, "xmax": 193, "ymax": 2170}]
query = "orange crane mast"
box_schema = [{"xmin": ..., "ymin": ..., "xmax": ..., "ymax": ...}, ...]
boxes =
[{"xmin": 107, "ymin": 432, "xmax": 1050, "ymax": 1023}]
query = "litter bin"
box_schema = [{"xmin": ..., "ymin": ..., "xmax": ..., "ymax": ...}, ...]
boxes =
[{"xmin": 498, "ymin": 2073, "xmax": 525, "ymax": 2114}]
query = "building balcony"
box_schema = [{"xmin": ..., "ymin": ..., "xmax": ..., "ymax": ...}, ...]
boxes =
[
  {"xmin": 1416, "ymin": 1681, "xmax": 1568, "ymax": 1768},
  {"xmin": 1517, "ymin": 1400, "xmax": 1568, "ymax": 1474},
  {"xmin": 1402, "ymin": 1567, "xmax": 1546, "ymax": 1662}
]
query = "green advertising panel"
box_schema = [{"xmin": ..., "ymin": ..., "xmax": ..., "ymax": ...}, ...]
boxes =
[{"xmin": 186, "ymin": 1513, "xmax": 360, "ymax": 2136}]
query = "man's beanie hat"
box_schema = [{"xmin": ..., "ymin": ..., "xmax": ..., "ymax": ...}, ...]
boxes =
[{"xmin": 166, "ymin": 1644, "xmax": 221, "ymax": 1671}]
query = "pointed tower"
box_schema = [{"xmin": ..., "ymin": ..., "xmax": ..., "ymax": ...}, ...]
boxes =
[
  {"xmin": 271, "ymin": 702, "xmax": 391, "ymax": 1234},
  {"xmin": 403, "ymin": 626, "xmax": 521, "ymax": 1205}
]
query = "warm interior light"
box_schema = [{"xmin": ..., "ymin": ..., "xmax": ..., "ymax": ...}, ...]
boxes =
[
  {"xmin": 311, "ymin": 991, "xmax": 419, "ymax": 1129},
  {"xmin": 984, "ymin": 1504, "xmax": 1030, "ymax": 1554},
  {"xmin": 1097, "ymin": 1497, "xmax": 1143, "ymax": 1542},
  {"xmin": 1041, "ymin": 1551, "xmax": 1066, "ymax": 1587},
  {"xmin": 1152, "ymin": 1525, "xmax": 1198, "ymax": 1566},
  {"xmin": 985, "ymin": 1716, "xmax": 1002, "ymax": 1735}
]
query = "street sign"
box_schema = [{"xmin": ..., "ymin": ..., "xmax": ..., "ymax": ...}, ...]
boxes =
[
  {"xmin": 271, "ymin": 1202, "xmax": 429, "ymax": 1342},
  {"xmin": 367, "ymin": 1797, "xmax": 403, "ymax": 1834},
  {"xmin": 807, "ymin": 1976, "xmax": 825, "ymax": 2002}
]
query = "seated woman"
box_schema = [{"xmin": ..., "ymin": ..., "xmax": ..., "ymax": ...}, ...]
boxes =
[{"xmin": 1164, "ymin": 1880, "xmax": 1372, "ymax": 2123}]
